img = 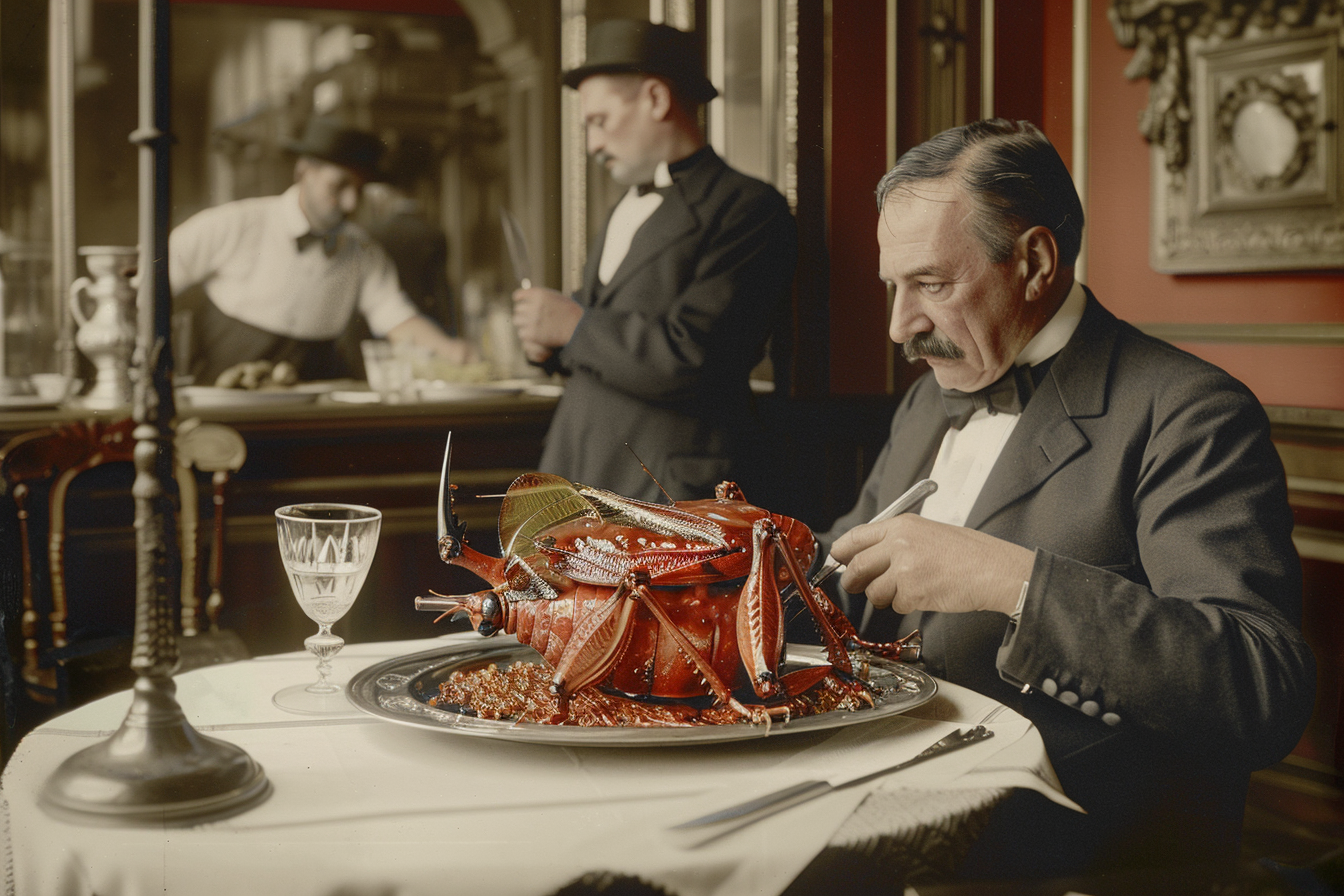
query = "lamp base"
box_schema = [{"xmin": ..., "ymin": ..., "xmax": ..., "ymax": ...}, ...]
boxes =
[{"xmin": 38, "ymin": 674, "xmax": 270, "ymax": 826}]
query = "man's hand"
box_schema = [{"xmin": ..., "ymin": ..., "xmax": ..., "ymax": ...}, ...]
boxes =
[
  {"xmin": 520, "ymin": 340, "xmax": 554, "ymax": 364},
  {"xmin": 386, "ymin": 315, "xmax": 478, "ymax": 364},
  {"xmin": 830, "ymin": 515, "xmax": 1034, "ymax": 617},
  {"xmin": 512, "ymin": 287, "xmax": 582, "ymax": 350}
]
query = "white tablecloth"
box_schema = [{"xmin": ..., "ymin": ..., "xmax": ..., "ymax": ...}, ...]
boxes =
[{"xmin": 2, "ymin": 634, "xmax": 1075, "ymax": 896}]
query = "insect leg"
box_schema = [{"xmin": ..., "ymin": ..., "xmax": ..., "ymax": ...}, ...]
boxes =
[{"xmin": 633, "ymin": 582, "xmax": 756, "ymax": 720}]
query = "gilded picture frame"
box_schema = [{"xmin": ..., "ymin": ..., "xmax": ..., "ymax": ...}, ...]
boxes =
[{"xmin": 1154, "ymin": 28, "xmax": 1343, "ymax": 273}]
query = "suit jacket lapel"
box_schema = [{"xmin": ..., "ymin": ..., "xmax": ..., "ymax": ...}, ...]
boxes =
[
  {"xmin": 599, "ymin": 194, "xmax": 698, "ymax": 297},
  {"xmin": 964, "ymin": 291, "xmax": 1113, "ymax": 530},
  {"xmin": 593, "ymin": 149, "xmax": 724, "ymax": 300}
]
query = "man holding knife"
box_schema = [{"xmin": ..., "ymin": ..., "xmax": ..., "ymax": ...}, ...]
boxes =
[{"xmin": 511, "ymin": 19, "xmax": 797, "ymax": 502}]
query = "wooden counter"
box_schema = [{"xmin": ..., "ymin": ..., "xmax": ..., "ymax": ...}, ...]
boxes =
[{"xmin": 0, "ymin": 391, "xmax": 557, "ymax": 667}]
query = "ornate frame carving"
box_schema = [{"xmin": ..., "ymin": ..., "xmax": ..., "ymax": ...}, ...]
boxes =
[{"xmin": 1109, "ymin": 1, "xmax": 1344, "ymax": 272}]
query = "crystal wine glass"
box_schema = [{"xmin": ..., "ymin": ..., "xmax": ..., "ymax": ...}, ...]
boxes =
[{"xmin": 273, "ymin": 503, "xmax": 382, "ymax": 714}]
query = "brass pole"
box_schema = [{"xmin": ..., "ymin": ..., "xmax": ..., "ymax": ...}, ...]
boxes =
[{"xmin": 38, "ymin": 0, "xmax": 269, "ymax": 825}]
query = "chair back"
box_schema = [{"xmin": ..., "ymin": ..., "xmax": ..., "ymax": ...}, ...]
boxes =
[{"xmin": 0, "ymin": 417, "xmax": 247, "ymax": 712}]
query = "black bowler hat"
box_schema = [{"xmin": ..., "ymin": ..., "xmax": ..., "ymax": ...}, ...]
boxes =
[
  {"xmin": 284, "ymin": 117, "xmax": 385, "ymax": 179},
  {"xmin": 562, "ymin": 19, "xmax": 718, "ymax": 105}
]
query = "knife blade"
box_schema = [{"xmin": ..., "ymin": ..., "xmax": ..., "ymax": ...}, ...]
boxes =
[
  {"xmin": 436, "ymin": 432, "xmax": 453, "ymax": 542},
  {"xmin": 501, "ymin": 208, "xmax": 533, "ymax": 289},
  {"xmin": 671, "ymin": 725, "xmax": 993, "ymax": 845},
  {"xmin": 809, "ymin": 478, "xmax": 937, "ymax": 588}
]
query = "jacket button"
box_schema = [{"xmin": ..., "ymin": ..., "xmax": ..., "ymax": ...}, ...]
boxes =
[
  {"xmin": 1059, "ymin": 690, "xmax": 1079, "ymax": 706},
  {"xmin": 1080, "ymin": 700, "xmax": 1099, "ymax": 716},
  {"xmin": 1102, "ymin": 712, "xmax": 1121, "ymax": 726},
  {"xmin": 1041, "ymin": 678, "xmax": 1058, "ymax": 696}
]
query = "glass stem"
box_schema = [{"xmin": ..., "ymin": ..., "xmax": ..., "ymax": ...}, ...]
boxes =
[{"xmin": 305, "ymin": 624, "xmax": 345, "ymax": 694}]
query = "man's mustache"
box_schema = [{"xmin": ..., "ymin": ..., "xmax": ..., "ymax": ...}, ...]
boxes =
[{"xmin": 902, "ymin": 332, "xmax": 964, "ymax": 362}]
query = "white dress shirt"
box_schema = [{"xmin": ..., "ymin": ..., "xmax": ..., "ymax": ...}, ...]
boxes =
[
  {"xmin": 169, "ymin": 185, "xmax": 420, "ymax": 340},
  {"xmin": 597, "ymin": 161, "xmax": 674, "ymax": 284},
  {"xmin": 919, "ymin": 281, "xmax": 1087, "ymax": 527}
]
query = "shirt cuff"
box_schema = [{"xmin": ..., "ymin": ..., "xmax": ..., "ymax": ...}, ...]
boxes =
[{"xmin": 1008, "ymin": 579, "xmax": 1030, "ymax": 623}]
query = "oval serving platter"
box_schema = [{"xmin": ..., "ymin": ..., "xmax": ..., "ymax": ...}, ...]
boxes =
[{"xmin": 346, "ymin": 640, "xmax": 937, "ymax": 747}]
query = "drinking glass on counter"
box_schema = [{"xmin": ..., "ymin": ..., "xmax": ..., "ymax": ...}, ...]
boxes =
[
  {"xmin": 360, "ymin": 339, "xmax": 415, "ymax": 402},
  {"xmin": 273, "ymin": 503, "xmax": 382, "ymax": 714}
]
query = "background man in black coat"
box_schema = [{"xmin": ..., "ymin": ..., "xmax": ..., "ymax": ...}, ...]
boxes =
[
  {"xmin": 822, "ymin": 118, "xmax": 1315, "ymax": 877},
  {"xmin": 511, "ymin": 20, "xmax": 797, "ymax": 502}
]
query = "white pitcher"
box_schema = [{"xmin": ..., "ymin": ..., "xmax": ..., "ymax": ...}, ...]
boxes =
[{"xmin": 70, "ymin": 245, "xmax": 138, "ymax": 409}]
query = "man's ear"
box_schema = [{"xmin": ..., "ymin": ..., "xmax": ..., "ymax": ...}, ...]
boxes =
[
  {"xmin": 644, "ymin": 77, "xmax": 674, "ymax": 121},
  {"xmin": 1019, "ymin": 226, "xmax": 1058, "ymax": 303}
]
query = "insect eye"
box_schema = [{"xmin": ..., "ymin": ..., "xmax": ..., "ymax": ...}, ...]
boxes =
[{"xmin": 478, "ymin": 594, "xmax": 502, "ymax": 636}]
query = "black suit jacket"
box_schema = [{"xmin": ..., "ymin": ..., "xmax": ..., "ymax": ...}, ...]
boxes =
[
  {"xmin": 540, "ymin": 148, "xmax": 797, "ymax": 501},
  {"xmin": 821, "ymin": 293, "xmax": 1316, "ymax": 874}
]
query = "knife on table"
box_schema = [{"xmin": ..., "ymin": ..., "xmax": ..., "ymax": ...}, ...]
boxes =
[
  {"xmin": 670, "ymin": 725, "xmax": 994, "ymax": 846},
  {"xmin": 501, "ymin": 208, "xmax": 533, "ymax": 289}
]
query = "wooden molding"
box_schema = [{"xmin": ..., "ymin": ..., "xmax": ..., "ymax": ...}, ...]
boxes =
[{"xmin": 1137, "ymin": 322, "xmax": 1344, "ymax": 345}]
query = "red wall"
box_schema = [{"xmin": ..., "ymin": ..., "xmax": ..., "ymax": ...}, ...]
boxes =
[
  {"xmin": 827, "ymin": 4, "xmax": 894, "ymax": 395},
  {"xmin": 1085, "ymin": 0, "xmax": 1344, "ymax": 411}
]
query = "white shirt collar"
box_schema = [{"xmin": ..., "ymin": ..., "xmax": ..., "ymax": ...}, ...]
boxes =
[
  {"xmin": 1017, "ymin": 279, "xmax": 1085, "ymax": 367},
  {"xmin": 279, "ymin": 185, "xmax": 314, "ymax": 239}
]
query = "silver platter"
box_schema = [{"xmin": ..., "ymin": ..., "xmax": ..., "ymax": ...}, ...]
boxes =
[{"xmin": 346, "ymin": 640, "xmax": 937, "ymax": 747}]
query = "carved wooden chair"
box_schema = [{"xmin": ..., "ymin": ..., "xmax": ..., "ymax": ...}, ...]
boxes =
[{"xmin": 0, "ymin": 417, "xmax": 249, "ymax": 723}]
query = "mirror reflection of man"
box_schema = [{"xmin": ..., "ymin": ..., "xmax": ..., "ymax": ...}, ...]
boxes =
[
  {"xmin": 511, "ymin": 20, "xmax": 798, "ymax": 502},
  {"xmin": 170, "ymin": 117, "xmax": 473, "ymax": 385}
]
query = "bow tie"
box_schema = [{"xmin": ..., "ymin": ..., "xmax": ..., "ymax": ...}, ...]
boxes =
[
  {"xmin": 636, "ymin": 182, "xmax": 670, "ymax": 197},
  {"xmin": 296, "ymin": 229, "xmax": 341, "ymax": 257},
  {"xmin": 940, "ymin": 364, "xmax": 1036, "ymax": 429}
]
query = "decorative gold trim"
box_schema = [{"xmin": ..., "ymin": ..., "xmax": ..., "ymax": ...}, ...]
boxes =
[
  {"xmin": 1293, "ymin": 525, "xmax": 1344, "ymax": 564},
  {"xmin": 561, "ymin": 6, "xmax": 587, "ymax": 293},
  {"xmin": 1074, "ymin": 0, "xmax": 1090, "ymax": 282},
  {"xmin": 1137, "ymin": 322, "xmax": 1344, "ymax": 344}
]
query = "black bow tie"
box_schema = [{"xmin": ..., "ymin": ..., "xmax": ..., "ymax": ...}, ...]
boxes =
[
  {"xmin": 636, "ymin": 182, "xmax": 670, "ymax": 197},
  {"xmin": 296, "ymin": 230, "xmax": 341, "ymax": 257},
  {"xmin": 940, "ymin": 364, "xmax": 1036, "ymax": 429}
]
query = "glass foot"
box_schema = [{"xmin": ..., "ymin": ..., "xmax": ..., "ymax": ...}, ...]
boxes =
[{"xmin": 272, "ymin": 681, "xmax": 354, "ymax": 715}]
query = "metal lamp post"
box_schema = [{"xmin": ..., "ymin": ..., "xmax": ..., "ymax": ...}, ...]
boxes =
[{"xmin": 38, "ymin": 0, "xmax": 269, "ymax": 825}]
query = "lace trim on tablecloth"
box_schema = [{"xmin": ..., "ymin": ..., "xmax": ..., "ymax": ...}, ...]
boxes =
[{"xmin": 783, "ymin": 787, "xmax": 1010, "ymax": 893}]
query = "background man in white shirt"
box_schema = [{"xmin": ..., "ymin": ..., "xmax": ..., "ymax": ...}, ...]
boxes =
[{"xmin": 171, "ymin": 117, "xmax": 472, "ymax": 384}]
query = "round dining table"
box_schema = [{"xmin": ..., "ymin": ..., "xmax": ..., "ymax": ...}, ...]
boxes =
[{"xmin": 1, "ymin": 633, "xmax": 1077, "ymax": 896}]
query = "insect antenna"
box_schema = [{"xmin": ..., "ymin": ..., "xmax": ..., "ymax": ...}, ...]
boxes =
[{"xmin": 625, "ymin": 443, "xmax": 675, "ymax": 504}]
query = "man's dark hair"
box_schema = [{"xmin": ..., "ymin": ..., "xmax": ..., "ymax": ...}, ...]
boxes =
[{"xmin": 876, "ymin": 119, "xmax": 1084, "ymax": 267}]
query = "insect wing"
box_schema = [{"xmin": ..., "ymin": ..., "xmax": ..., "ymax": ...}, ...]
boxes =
[
  {"xmin": 498, "ymin": 473, "xmax": 604, "ymax": 589},
  {"xmin": 575, "ymin": 485, "xmax": 728, "ymax": 548},
  {"xmin": 499, "ymin": 473, "xmax": 598, "ymax": 558}
]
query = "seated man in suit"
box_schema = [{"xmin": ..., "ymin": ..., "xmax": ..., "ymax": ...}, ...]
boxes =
[
  {"xmin": 510, "ymin": 19, "xmax": 797, "ymax": 502},
  {"xmin": 822, "ymin": 118, "xmax": 1315, "ymax": 877}
]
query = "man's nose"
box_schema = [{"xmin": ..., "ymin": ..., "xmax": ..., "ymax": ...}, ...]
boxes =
[{"xmin": 888, "ymin": 286, "xmax": 927, "ymax": 343}]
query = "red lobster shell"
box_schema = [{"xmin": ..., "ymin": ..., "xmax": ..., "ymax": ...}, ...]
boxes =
[{"xmin": 417, "ymin": 467, "xmax": 919, "ymax": 723}]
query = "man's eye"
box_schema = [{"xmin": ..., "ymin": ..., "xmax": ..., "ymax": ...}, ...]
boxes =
[{"xmin": 919, "ymin": 282, "xmax": 946, "ymax": 295}]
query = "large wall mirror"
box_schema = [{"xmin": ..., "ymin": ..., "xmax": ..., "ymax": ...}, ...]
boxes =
[
  {"xmin": 1, "ymin": 0, "xmax": 799, "ymax": 388},
  {"xmin": 1, "ymin": 0, "xmax": 563, "ymax": 385}
]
